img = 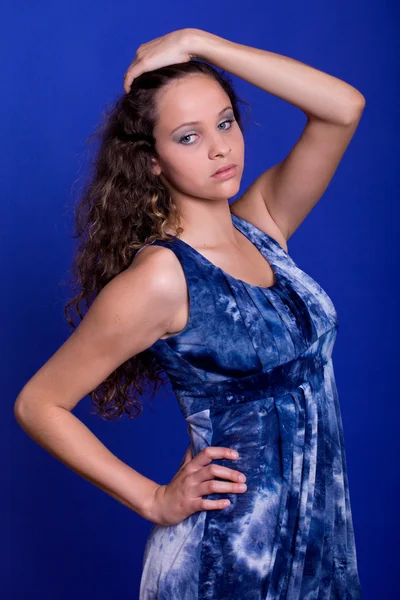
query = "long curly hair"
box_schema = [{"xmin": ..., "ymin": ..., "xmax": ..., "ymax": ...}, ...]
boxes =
[{"xmin": 63, "ymin": 59, "xmax": 251, "ymax": 421}]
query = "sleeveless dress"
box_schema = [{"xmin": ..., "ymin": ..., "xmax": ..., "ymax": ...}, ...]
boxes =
[{"xmin": 137, "ymin": 213, "xmax": 362, "ymax": 600}]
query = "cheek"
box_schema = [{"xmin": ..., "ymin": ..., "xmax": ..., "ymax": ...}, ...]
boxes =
[
  {"xmin": 169, "ymin": 151, "xmax": 205, "ymax": 179},
  {"xmin": 163, "ymin": 157, "xmax": 204, "ymax": 192},
  {"xmin": 234, "ymin": 131, "xmax": 245, "ymax": 154}
]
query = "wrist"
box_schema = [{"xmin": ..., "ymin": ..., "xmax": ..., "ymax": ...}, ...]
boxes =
[
  {"xmin": 185, "ymin": 28, "xmax": 224, "ymax": 62},
  {"xmin": 142, "ymin": 482, "xmax": 164, "ymax": 524}
]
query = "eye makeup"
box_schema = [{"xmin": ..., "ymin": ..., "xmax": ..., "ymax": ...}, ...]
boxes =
[{"xmin": 177, "ymin": 116, "xmax": 236, "ymax": 145}]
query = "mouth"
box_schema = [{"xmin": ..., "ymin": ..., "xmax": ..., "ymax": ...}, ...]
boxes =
[{"xmin": 211, "ymin": 163, "xmax": 237, "ymax": 178}]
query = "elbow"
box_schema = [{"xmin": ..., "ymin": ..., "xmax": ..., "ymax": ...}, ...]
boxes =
[
  {"xmin": 14, "ymin": 389, "xmax": 39, "ymax": 427},
  {"xmin": 344, "ymin": 93, "xmax": 366, "ymax": 125},
  {"xmin": 14, "ymin": 394, "xmax": 30, "ymax": 426}
]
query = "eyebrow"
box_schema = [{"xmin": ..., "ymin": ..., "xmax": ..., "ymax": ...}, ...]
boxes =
[{"xmin": 170, "ymin": 105, "xmax": 233, "ymax": 135}]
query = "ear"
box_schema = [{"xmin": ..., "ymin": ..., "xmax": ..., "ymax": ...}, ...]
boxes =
[{"xmin": 151, "ymin": 157, "xmax": 162, "ymax": 177}]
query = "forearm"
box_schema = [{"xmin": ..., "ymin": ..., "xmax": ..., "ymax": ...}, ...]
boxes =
[
  {"xmin": 188, "ymin": 29, "xmax": 364, "ymax": 125},
  {"xmin": 15, "ymin": 403, "xmax": 159, "ymax": 522}
]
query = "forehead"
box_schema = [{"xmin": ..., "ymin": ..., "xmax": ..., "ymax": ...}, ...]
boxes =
[{"xmin": 155, "ymin": 75, "xmax": 231, "ymax": 129}]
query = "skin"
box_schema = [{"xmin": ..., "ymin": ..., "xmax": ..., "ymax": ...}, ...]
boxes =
[
  {"xmin": 15, "ymin": 31, "xmax": 364, "ymax": 529},
  {"xmin": 143, "ymin": 74, "xmax": 252, "ymax": 523},
  {"xmin": 141, "ymin": 73, "xmax": 277, "ymax": 342},
  {"xmin": 150, "ymin": 73, "xmax": 245, "ymax": 248},
  {"xmin": 14, "ymin": 73, "xmax": 250, "ymax": 528}
]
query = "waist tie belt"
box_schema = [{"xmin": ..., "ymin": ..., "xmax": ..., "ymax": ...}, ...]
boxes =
[{"xmin": 174, "ymin": 328, "xmax": 335, "ymax": 418}]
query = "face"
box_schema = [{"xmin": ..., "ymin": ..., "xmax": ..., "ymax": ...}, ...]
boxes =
[{"xmin": 151, "ymin": 74, "xmax": 245, "ymax": 203}]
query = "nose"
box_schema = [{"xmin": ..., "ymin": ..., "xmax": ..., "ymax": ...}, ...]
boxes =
[{"xmin": 207, "ymin": 131, "xmax": 232, "ymax": 158}]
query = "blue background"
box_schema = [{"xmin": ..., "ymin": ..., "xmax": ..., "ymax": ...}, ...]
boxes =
[{"xmin": 2, "ymin": 1, "xmax": 398, "ymax": 598}]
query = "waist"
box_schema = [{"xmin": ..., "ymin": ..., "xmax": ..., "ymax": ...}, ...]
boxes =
[{"xmin": 175, "ymin": 329, "xmax": 335, "ymax": 418}]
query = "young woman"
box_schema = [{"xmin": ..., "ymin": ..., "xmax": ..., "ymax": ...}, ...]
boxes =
[{"xmin": 15, "ymin": 28, "xmax": 365, "ymax": 599}]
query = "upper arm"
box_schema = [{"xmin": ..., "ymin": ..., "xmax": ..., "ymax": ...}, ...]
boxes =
[
  {"xmin": 236, "ymin": 103, "xmax": 365, "ymax": 242},
  {"xmin": 263, "ymin": 112, "xmax": 364, "ymax": 240},
  {"xmin": 15, "ymin": 246, "xmax": 182, "ymax": 414}
]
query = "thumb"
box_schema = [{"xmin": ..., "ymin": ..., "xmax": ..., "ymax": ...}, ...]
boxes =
[{"xmin": 179, "ymin": 443, "xmax": 193, "ymax": 469}]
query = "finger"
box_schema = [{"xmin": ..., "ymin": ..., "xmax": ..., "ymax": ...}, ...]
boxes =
[
  {"xmin": 183, "ymin": 443, "xmax": 193, "ymax": 464},
  {"xmin": 193, "ymin": 463, "xmax": 245, "ymax": 484},
  {"xmin": 194, "ymin": 446, "xmax": 239, "ymax": 469},
  {"xmin": 123, "ymin": 72, "xmax": 136, "ymax": 93},
  {"xmin": 196, "ymin": 479, "xmax": 247, "ymax": 497},
  {"xmin": 194, "ymin": 498, "xmax": 231, "ymax": 511},
  {"xmin": 123, "ymin": 64, "xmax": 141, "ymax": 93},
  {"xmin": 178, "ymin": 444, "xmax": 192, "ymax": 469}
]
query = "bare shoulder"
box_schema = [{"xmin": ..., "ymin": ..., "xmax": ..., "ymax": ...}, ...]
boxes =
[
  {"xmin": 230, "ymin": 185, "xmax": 289, "ymax": 253},
  {"xmin": 129, "ymin": 243, "xmax": 189, "ymax": 336},
  {"xmin": 94, "ymin": 242, "xmax": 188, "ymax": 344},
  {"xmin": 128, "ymin": 242, "xmax": 187, "ymax": 305},
  {"xmin": 15, "ymin": 244, "xmax": 186, "ymax": 414}
]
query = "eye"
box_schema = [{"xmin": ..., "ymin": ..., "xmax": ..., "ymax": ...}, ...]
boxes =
[
  {"xmin": 179, "ymin": 117, "xmax": 236, "ymax": 145},
  {"xmin": 179, "ymin": 132, "xmax": 196, "ymax": 145},
  {"xmin": 219, "ymin": 117, "xmax": 235, "ymax": 131}
]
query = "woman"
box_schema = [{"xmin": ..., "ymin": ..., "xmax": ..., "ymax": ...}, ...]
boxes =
[{"xmin": 15, "ymin": 27, "xmax": 365, "ymax": 599}]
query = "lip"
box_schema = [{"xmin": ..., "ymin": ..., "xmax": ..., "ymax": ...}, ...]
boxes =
[{"xmin": 211, "ymin": 163, "xmax": 237, "ymax": 179}]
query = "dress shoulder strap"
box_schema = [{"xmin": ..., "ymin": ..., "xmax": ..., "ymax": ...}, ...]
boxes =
[
  {"xmin": 231, "ymin": 213, "xmax": 289, "ymax": 258},
  {"xmin": 135, "ymin": 237, "xmax": 218, "ymax": 343}
]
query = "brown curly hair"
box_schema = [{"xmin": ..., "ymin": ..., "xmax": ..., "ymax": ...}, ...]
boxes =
[{"xmin": 62, "ymin": 59, "xmax": 251, "ymax": 421}]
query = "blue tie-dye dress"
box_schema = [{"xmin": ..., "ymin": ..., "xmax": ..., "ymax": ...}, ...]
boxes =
[{"xmin": 138, "ymin": 212, "xmax": 362, "ymax": 599}]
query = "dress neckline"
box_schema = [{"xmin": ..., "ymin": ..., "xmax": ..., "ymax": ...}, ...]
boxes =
[{"xmin": 167, "ymin": 213, "xmax": 280, "ymax": 291}]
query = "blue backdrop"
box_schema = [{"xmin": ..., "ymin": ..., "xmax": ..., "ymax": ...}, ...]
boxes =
[{"xmin": 3, "ymin": 1, "xmax": 398, "ymax": 598}]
